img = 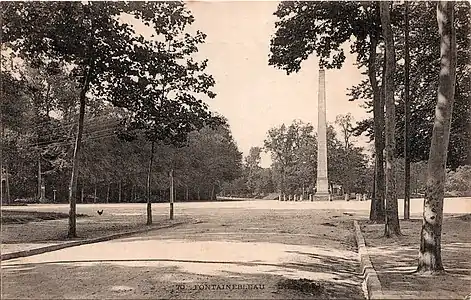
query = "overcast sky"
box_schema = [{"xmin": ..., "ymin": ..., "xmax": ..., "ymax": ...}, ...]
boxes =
[{"xmin": 184, "ymin": 1, "xmax": 371, "ymax": 167}]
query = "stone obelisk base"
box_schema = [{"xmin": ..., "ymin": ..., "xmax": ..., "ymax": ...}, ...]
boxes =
[{"xmin": 314, "ymin": 177, "xmax": 329, "ymax": 200}]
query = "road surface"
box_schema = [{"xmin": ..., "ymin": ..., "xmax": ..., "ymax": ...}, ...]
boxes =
[{"xmin": 2, "ymin": 199, "xmax": 470, "ymax": 299}]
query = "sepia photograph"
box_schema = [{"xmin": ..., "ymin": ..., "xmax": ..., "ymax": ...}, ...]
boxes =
[{"xmin": 1, "ymin": 1, "xmax": 470, "ymax": 299}]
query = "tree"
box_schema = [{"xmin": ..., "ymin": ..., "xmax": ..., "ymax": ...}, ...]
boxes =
[
  {"xmin": 245, "ymin": 147, "xmax": 263, "ymax": 195},
  {"xmin": 334, "ymin": 113, "xmax": 353, "ymax": 194},
  {"xmin": 0, "ymin": 68, "xmax": 33, "ymax": 204},
  {"xmin": 269, "ymin": 1, "xmax": 385, "ymax": 221},
  {"xmin": 188, "ymin": 123, "xmax": 242, "ymax": 200},
  {"xmin": 264, "ymin": 120, "xmax": 317, "ymax": 196},
  {"xmin": 380, "ymin": 1, "xmax": 401, "ymax": 237},
  {"xmin": 245, "ymin": 147, "xmax": 262, "ymax": 170},
  {"xmin": 263, "ymin": 120, "xmax": 369, "ymax": 197},
  {"xmin": 351, "ymin": 2, "xmax": 470, "ymax": 170},
  {"xmin": 3, "ymin": 2, "xmax": 146, "ymax": 236},
  {"xmin": 3, "ymin": 2, "xmax": 219, "ymax": 231},
  {"xmin": 417, "ymin": 1, "xmax": 457, "ymax": 273},
  {"xmin": 335, "ymin": 113, "xmax": 355, "ymax": 150},
  {"xmin": 404, "ymin": 1, "xmax": 411, "ymax": 221},
  {"xmin": 1, "ymin": 52, "xmax": 84, "ymax": 204},
  {"xmin": 107, "ymin": 2, "xmax": 219, "ymax": 222},
  {"xmin": 445, "ymin": 165, "xmax": 471, "ymax": 196}
]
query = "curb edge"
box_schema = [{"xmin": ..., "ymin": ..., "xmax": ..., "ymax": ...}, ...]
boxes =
[
  {"xmin": 354, "ymin": 220, "xmax": 385, "ymax": 300},
  {"xmin": 1, "ymin": 221, "xmax": 186, "ymax": 261}
]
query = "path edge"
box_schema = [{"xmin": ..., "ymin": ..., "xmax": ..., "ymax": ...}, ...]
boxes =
[
  {"xmin": 1, "ymin": 221, "xmax": 187, "ymax": 261},
  {"xmin": 354, "ymin": 220, "xmax": 384, "ymax": 300}
]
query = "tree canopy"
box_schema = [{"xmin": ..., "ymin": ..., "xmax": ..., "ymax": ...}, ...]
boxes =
[{"xmin": 351, "ymin": 1, "xmax": 470, "ymax": 169}]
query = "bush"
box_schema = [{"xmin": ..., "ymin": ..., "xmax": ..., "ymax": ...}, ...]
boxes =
[{"xmin": 446, "ymin": 165, "xmax": 471, "ymax": 196}]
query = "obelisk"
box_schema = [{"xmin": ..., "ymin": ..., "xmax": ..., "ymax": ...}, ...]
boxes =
[{"xmin": 315, "ymin": 68, "xmax": 329, "ymax": 197}]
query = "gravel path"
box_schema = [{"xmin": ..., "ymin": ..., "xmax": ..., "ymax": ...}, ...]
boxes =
[{"xmin": 2, "ymin": 205, "xmax": 364, "ymax": 299}]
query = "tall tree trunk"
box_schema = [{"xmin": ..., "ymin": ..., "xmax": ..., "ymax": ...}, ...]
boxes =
[
  {"xmin": 0, "ymin": 93, "xmax": 3, "ymax": 204},
  {"xmin": 404, "ymin": 1, "xmax": 411, "ymax": 221},
  {"xmin": 118, "ymin": 180, "xmax": 122, "ymax": 203},
  {"xmin": 169, "ymin": 169, "xmax": 174, "ymax": 220},
  {"xmin": 417, "ymin": 1, "xmax": 456, "ymax": 273},
  {"xmin": 185, "ymin": 185, "xmax": 189, "ymax": 201},
  {"xmin": 281, "ymin": 168, "xmax": 286, "ymax": 196},
  {"xmin": 5, "ymin": 164, "xmax": 10, "ymax": 204},
  {"xmin": 370, "ymin": 159, "xmax": 377, "ymax": 216},
  {"xmin": 81, "ymin": 185, "xmax": 84, "ymax": 203},
  {"xmin": 146, "ymin": 141, "xmax": 155, "ymax": 225},
  {"xmin": 68, "ymin": 59, "xmax": 93, "ymax": 238},
  {"xmin": 106, "ymin": 182, "xmax": 110, "ymax": 203},
  {"xmin": 369, "ymin": 34, "xmax": 385, "ymax": 222},
  {"xmin": 211, "ymin": 184, "xmax": 215, "ymax": 201},
  {"xmin": 38, "ymin": 159, "xmax": 42, "ymax": 201},
  {"xmin": 130, "ymin": 184, "xmax": 134, "ymax": 202},
  {"xmin": 381, "ymin": 1, "xmax": 401, "ymax": 237},
  {"xmin": 94, "ymin": 181, "xmax": 97, "ymax": 204},
  {"xmin": 197, "ymin": 187, "xmax": 200, "ymax": 201},
  {"xmin": 45, "ymin": 81, "xmax": 51, "ymax": 118}
]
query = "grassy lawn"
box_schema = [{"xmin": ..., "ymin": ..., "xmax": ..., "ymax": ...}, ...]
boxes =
[{"xmin": 1, "ymin": 210, "xmax": 88, "ymax": 225}]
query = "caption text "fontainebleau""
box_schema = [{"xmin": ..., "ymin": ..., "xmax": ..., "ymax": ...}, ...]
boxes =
[{"xmin": 175, "ymin": 283, "xmax": 265, "ymax": 291}]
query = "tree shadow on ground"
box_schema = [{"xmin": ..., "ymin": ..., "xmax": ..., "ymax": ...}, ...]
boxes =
[
  {"xmin": 360, "ymin": 216, "xmax": 471, "ymax": 299},
  {"xmin": 2, "ymin": 247, "xmax": 365, "ymax": 299},
  {"xmin": 2, "ymin": 208, "xmax": 366, "ymax": 298}
]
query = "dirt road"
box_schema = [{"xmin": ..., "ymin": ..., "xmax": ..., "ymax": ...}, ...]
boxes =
[
  {"xmin": 3, "ymin": 198, "xmax": 470, "ymax": 299},
  {"xmin": 2, "ymin": 203, "xmax": 365, "ymax": 299}
]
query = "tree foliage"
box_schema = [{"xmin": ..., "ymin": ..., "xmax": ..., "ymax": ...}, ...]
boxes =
[
  {"xmin": 2, "ymin": 2, "xmax": 222, "ymax": 231},
  {"xmin": 445, "ymin": 165, "xmax": 471, "ymax": 196},
  {"xmin": 351, "ymin": 1, "xmax": 471, "ymax": 170},
  {"xmin": 269, "ymin": 0, "xmax": 386, "ymax": 220},
  {"xmin": 263, "ymin": 119, "xmax": 371, "ymax": 196},
  {"xmin": 269, "ymin": 1, "xmax": 385, "ymax": 71}
]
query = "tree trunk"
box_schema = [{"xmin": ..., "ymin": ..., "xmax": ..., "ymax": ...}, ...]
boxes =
[
  {"xmin": 417, "ymin": 1, "xmax": 456, "ymax": 273},
  {"xmin": 169, "ymin": 169, "xmax": 174, "ymax": 220},
  {"xmin": 370, "ymin": 159, "xmax": 377, "ymax": 217},
  {"xmin": 106, "ymin": 182, "xmax": 110, "ymax": 203},
  {"xmin": 94, "ymin": 181, "xmax": 97, "ymax": 204},
  {"xmin": 380, "ymin": 1, "xmax": 401, "ymax": 237},
  {"xmin": 5, "ymin": 164, "xmax": 10, "ymax": 204},
  {"xmin": 369, "ymin": 33, "xmax": 385, "ymax": 222},
  {"xmin": 0, "ymin": 94, "xmax": 3, "ymax": 204},
  {"xmin": 130, "ymin": 184, "xmax": 134, "ymax": 202},
  {"xmin": 118, "ymin": 180, "xmax": 122, "ymax": 203},
  {"xmin": 197, "ymin": 187, "xmax": 200, "ymax": 201},
  {"xmin": 146, "ymin": 141, "xmax": 155, "ymax": 225},
  {"xmin": 81, "ymin": 185, "xmax": 84, "ymax": 203},
  {"xmin": 68, "ymin": 59, "xmax": 93, "ymax": 238},
  {"xmin": 281, "ymin": 168, "xmax": 286, "ymax": 196},
  {"xmin": 211, "ymin": 184, "xmax": 215, "ymax": 201},
  {"xmin": 185, "ymin": 185, "xmax": 189, "ymax": 201},
  {"xmin": 38, "ymin": 159, "xmax": 42, "ymax": 201},
  {"xmin": 404, "ymin": 1, "xmax": 411, "ymax": 221}
]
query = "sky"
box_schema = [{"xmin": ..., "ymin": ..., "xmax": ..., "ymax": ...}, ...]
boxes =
[
  {"xmin": 125, "ymin": 1, "xmax": 372, "ymax": 167},
  {"xmin": 184, "ymin": 1, "xmax": 371, "ymax": 167},
  {"xmin": 5, "ymin": 1, "xmax": 373, "ymax": 168}
]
